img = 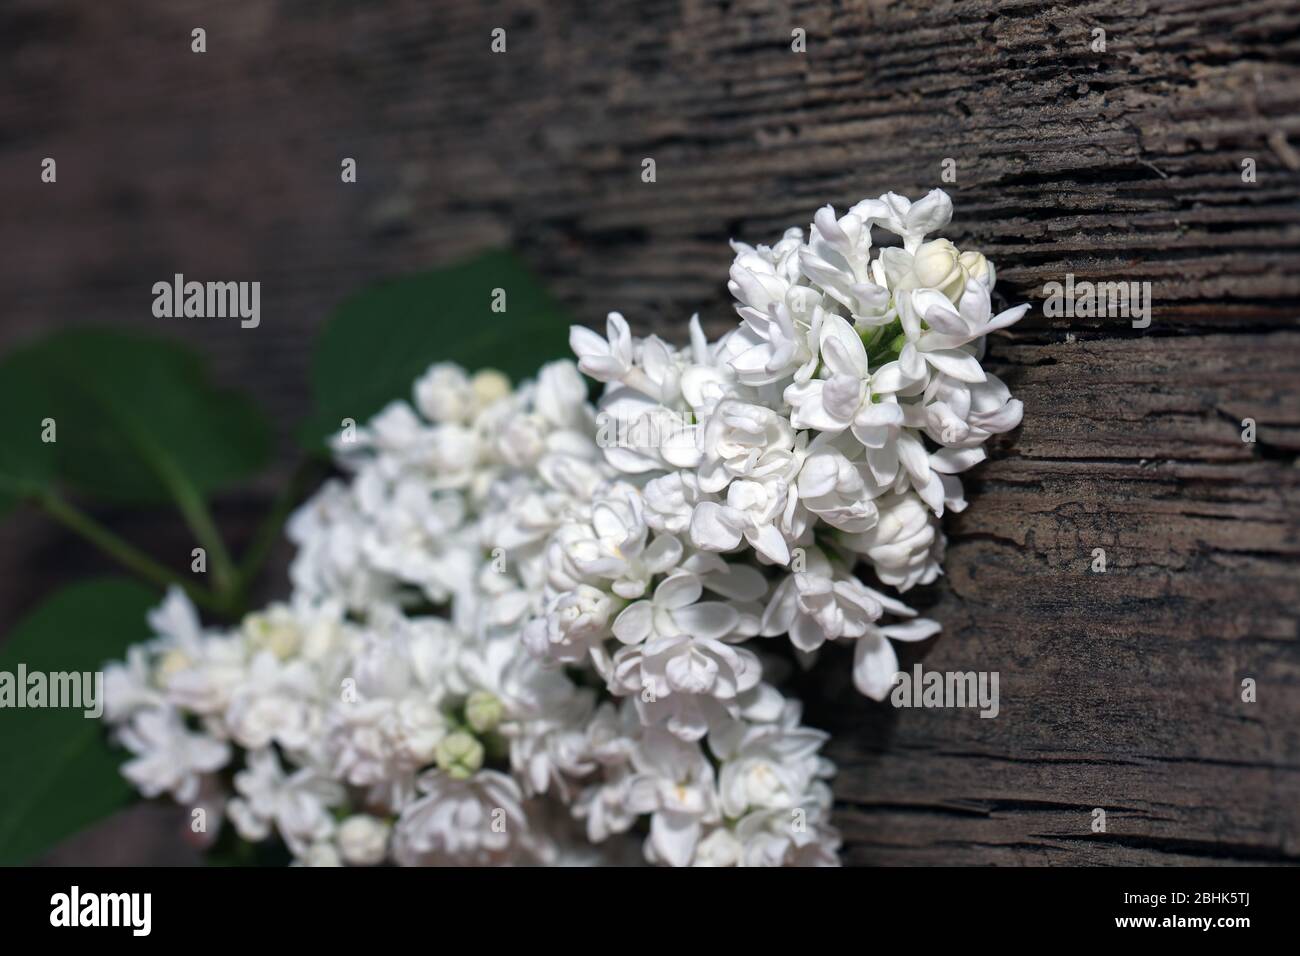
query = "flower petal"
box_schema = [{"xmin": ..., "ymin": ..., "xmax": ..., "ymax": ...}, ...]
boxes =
[
  {"xmin": 880, "ymin": 618, "xmax": 942, "ymax": 643},
  {"xmin": 853, "ymin": 634, "xmax": 901, "ymax": 701},
  {"xmin": 924, "ymin": 349, "xmax": 986, "ymax": 383},
  {"xmin": 655, "ymin": 572, "xmax": 703, "ymax": 610},
  {"xmin": 674, "ymin": 601, "xmax": 741, "ymax": 641},
  {"xmin": 612, "ymin": 600, "xmax": 654, "ymax": 644}
]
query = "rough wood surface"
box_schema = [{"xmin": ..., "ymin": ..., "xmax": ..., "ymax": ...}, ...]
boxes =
[{"xmin": 2, "ymin": 0, "xmax": 1298, "ymax": 864}]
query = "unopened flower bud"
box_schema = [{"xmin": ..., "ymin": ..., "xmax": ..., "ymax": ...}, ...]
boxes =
[
  {"xmin": 242, "ymin": 606, "xmax": 301, "ymax": 660},
  {"xmin": 337, "ymin": 814, "xmax": 390, "ymax": 866},
  {"xmin": 912, "ymin": 238, "xmax": 965, "ymax": 301},
  {"xmin": 472, "ymin": 369, "xmax": 512, "ymax": 406},
  {"xmin": 415, "ymin": 363, "xmax": 474, "ymax": 423},
  {"xmin": 435, "ymin": 731, "xmax": 484, "ymax": 779},
  {"xmin": 465, "ymin": 690, "xmax": 504, "ymax": 734},
  {"xmin": 958, "ymin": 250, "xmax": 994, "ymax": 287}
]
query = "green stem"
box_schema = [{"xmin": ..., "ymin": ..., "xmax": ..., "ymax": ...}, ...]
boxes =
[
  {"xmin": 168, "ymin": 478, "xmax": 238, "ymax": 599},
  {"xmin": 36, "ymin": 490, "xmax": 224, "ymax": 613},
  {"xmin": 89, "ymin": 392, "xmax": 240, "ymax": 603}
]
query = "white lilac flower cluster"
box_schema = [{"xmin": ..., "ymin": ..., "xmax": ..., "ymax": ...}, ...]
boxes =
[{"xmin": 100, "ymin": 189, "xmax": 1025, "ymax": 867}]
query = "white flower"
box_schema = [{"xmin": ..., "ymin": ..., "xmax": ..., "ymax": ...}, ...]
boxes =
[
  {"xmin": 224, "ymin": 651, "xmax": 321, "ymax": 751},
  {"xmin": 636, "ymin": 334, "xmax": 684, "ymax": 405},
  {"xmin": 569, "ymin": 312, "xmax": 634, "ymax": 384},
  {"xmin": 959, "ymin": 249, "xmax": 995, "ymax": 287},
  {"xmin": 728, "ymin": 228, "xmax": 803, "ymax": 326},
  {"xmin": 889, "ymin": 290, "xmax": 1001, "ymax": 387},
  {"xmin": 762, "ymin": 570, "xmax": 870, "ymax": 651},
  {"xmin": 711, "ymin": 704, "xmax": 831, "ymax": 819},
  {"xmin": 337, "ymin": 400, "xmax": 429, "ymax": 466},
  {"xmin": 693, "ymin": 827, "xmax": 744, "ymax": 866},
  {"xmin": 734, "ymin": 806, "xmax": 841, "ymax": 866},
  {"xmin": 337, "ymin": 814, "xmax": 391, "ymax": 865},
  {"xmin": 358, "ymin": 475, "xmax": 476, "ymax": 602},
  {"xmin": 452, "ymin": 634, "xmax": 597, "ymax": 797},
  {"xmin": 414, "ymin": 363, "xmax": 476, "ymax": 423},
  {"xmin": 392, "ymin": 769, "xmax": 532, "ymax": 866},
  {"xmin": 594, "ymin": 396, "xmax": 672, "ymax": 472},
  {"xmin": 624, "ymin": 728, "xmax": 719, "ymax": 866},
  {"xmin": 563, "ymin": 487, "xmax": 683, "ymax": 599},
  {"xmin": 800, "ymin": 206, "xmax": 893, "ymax": 325},
  {"xmin": 914, "ymin": 369, "xmax": 1024, "ymax": 450},
  {"xmin": 876, "ymin": 238, "xmax": 969, "ymax": 313},
  {"xmin": 852, "ymin": 616, "xmax": 943, "ymax": 700},
  {"xmin": 533, "ymin": 802, "xmax": 646, "ymax": 866},
  {"xmin": 146, "ymin": 586, "xmax": 205, "ymax": 657},
  {"xmin": 728, "ymin": 301, "xmax": 823, "ymax": 386},
  {"xmin": 242, "ymin": 604, "xmax": 305, "ymax": 660},
  {"xmin": 414, "ymin": 362, "xmax": 513, "ymax": 425},
  {"xmin": 760, "ymin": 552, "xmax": 920, "ymax": 656},
  {"xmin": 726, "ymin": 229, "xmax": 825, "ymax": 386},
  {"xmin": 422, "ymin": 426, "xmax": 482, "ymax": 490},
  {"xmin": 680, "ymin": 551, "xmax": 769, "ymax": 602},
  {"xmin": 679, "ymin": 317, "xmax": 742, "ymax": 418},
  {"xmin": 643, "ymin": 470, "xmax": 711, "ymax": 536},
  {"xmin": 871, "ymin": 188, "xmax": 954, "ymax": 253},
  {"xmin": 574, "ymin": 764, "xmax": 640, "ymax": 844},
  {"xmin": 292, "ymin": 842, "xmax": 344, "ymax": 867},
  {"xmin": 690, "ymin": 473, "xmax": 799, "ymax": 565},
  {"xmin": 324, "ymin": 621, "xmax": 456, "ymax": 807},
  {"xmin": 608, "ymin": 573, "xmax": 761, "ymax": 740},
  {"xmin": 611, "ymin": 572, "xmax": 741, "ymax": 649},
  {"xmin": 786, "ymin": 315, "xmax": 905, "ymax": 432},
  {"xmin": 157, "ymin": 632, "xmax": 249, "ymax": 717},
  {"xmin": 102, "ymin": 645, "xmax": 164, "ymax": 722},
  {"xmin": 494, "ymin": 412, "xmax": 551, "ymax": 469},
  {"xmin": 523, "ymin": 584, "xmax": 618, "ymax": 665},
  {"xmin": 471, "ymin": 368, "xmax": 513, "ymax": 406},
  {"xmin": 119, "ymin": 709, "xmax": 230, "ymax": 804},
  {"xmin": 841, "ymin": 492, "xmax": 945, "ymax": 592},
  {"xmin": 287, "ymin": 480, "xmax": 396, "ymax": 610},
  {"xmin": 101, "ymin": 188, "xmax": 1025, "ymax": 868},
  {"xmin": 227, "ymin": 748, "xmax": 343, "ymax": 856},
  {"xmin": 781, "ymin": 336, "xmax": 949, "ymax": 512},
  {"xmin": 697, "ymin": 399, "xmax": 796, "ymax": 493},
  {"xmin": 484, "ymin": 473, "xmax": 573, "ymax": 553},
  {"xmin": 534, "ymin": 359, "xmax": 593, "ymax": 433},
  {"xmin": 911, "ymin": 238, "xmax": 967, "ymax": 300},
  {"xmin": 326, "ymin": 699, "xmax": 431, "ymax": 810},
  {"xmin": 797, "ymin": 433, "xmax": 883, "ymax": 534}
]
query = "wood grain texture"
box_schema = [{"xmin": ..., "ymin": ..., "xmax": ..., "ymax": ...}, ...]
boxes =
[{"xmin": 1, "ymin": 0, "xmax": 1298, "ymax": 864}]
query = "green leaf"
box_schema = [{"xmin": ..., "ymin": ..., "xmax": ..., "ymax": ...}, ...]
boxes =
[
  {"xmin": 0, "ymin": 360, "xmax": 58, "ymax": 516},
  {"xmin": 0, "ymin": 328, "xmax": 272, "ymax": 505},
  {"xmin": 301, "ymin": 250, "xmax": 573, "ymax": 447},
  {"xmin": 0, "ymin": 577, "xmax": 157, "ymax": 865}
]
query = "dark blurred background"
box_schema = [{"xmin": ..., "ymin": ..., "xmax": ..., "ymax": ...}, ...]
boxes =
[{"xmin": 3, "ymin": 0, "xmax": 1299, "ymax": 865}]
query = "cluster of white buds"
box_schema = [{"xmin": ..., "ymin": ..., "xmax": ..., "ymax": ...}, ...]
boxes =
[{"xmin": 100, "ymin": 189, "xmax": 1024, "ymax": 866}]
